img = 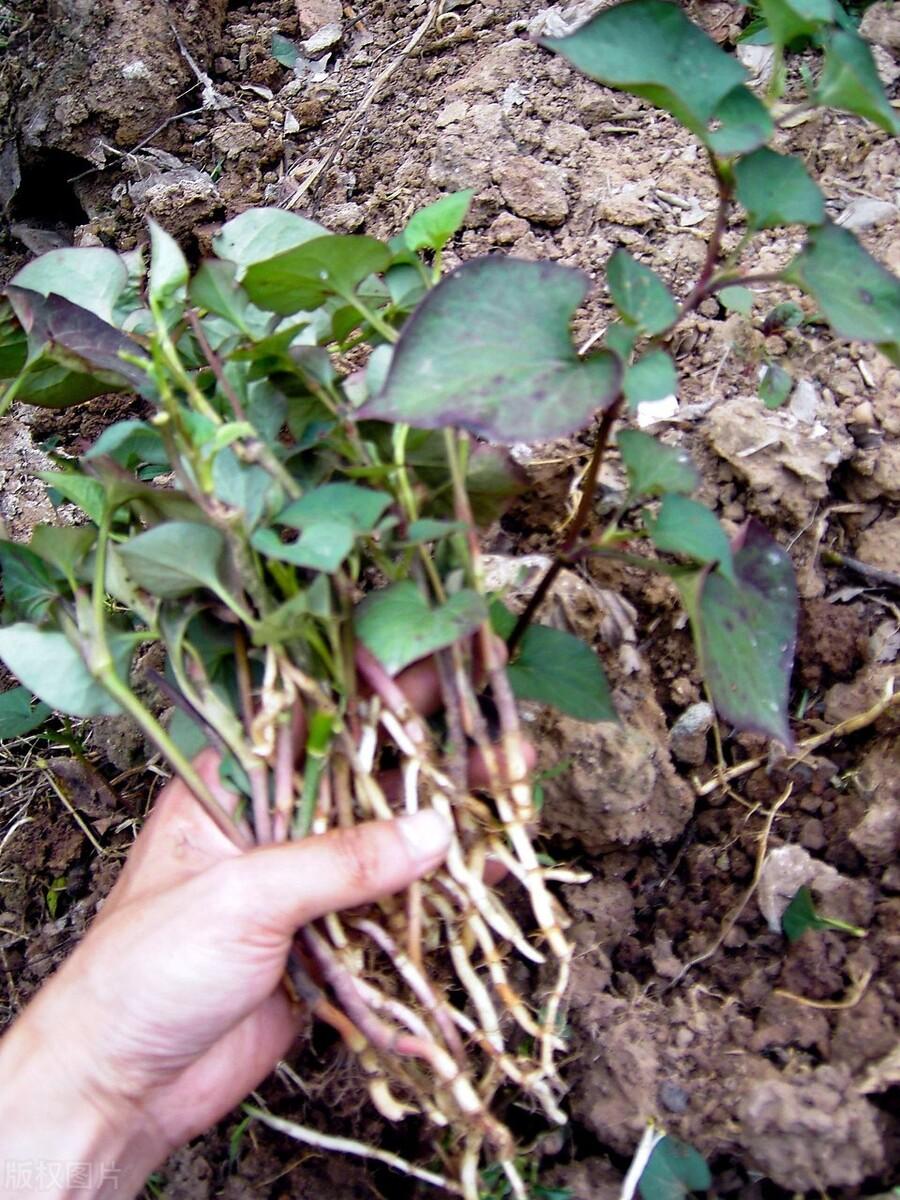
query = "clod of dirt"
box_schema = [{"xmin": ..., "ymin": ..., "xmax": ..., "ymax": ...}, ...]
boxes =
[
  {"xmin": 848, "ymin": 439, "xmax": 900, "ymax": 502},
  {"xmin": 16, "ymin": 1, "xmax": 227, "ymax": 162},
  {"xmin": 738, "ymin": 1066, "xmax": 885, "ymax": 1190},
  {"xmin": 296, "ymin": 0, "xmax": 342, "ymax": 38},
  {"xmin": 127, "ymin": 155, "xmax": 221, "ymax": 240},
  {"xmin": 849, "ymin": 738, "xmax": 900, "ymax": 865},
  {"xmin": 856, "ymin": 511, "xmax": 900, "ymax": 573},
  {"xmin": 795, "ymin": 597, "xmax": 866, "ymax": 688},
  {"xmin": 824, "ymin": 662, "xmax": 899, "ymax": 728},
  {"xmin": 542, "ymin": 1156, "xmax": 621, "ymax": 1200},
  {"xmin": 861, "ymin": 1, "xmax": 900, "ymax": 50},
  {"xmin": 539, "ymin": 689, "xmax": 694, "ymax": 852},
  {"xmin": 757, "ymin": 844, "xmax": 856, "ymax": 932},
  {"xmin": 669, "ymin": 701, "xmax": 714, "ymax": 765},
  {"xmin": 494, "ymin": 155, "xmax": 569, "ymax": 225},
  {"xmin": 706, "ymin": 392, "xmax": 853, "ymax": 525}
]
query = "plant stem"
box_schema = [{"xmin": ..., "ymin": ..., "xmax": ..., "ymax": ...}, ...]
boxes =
[
  {"xmin": 346, "ymin": 295, "xmax": 399, "ymax": 345},
  {"xmin": 506, "ymin": 394, "xmax": 623, "ymax": 656},
  {"xmin": 670, "ymin": 170, "xmax": 732, "ymax": 326}
]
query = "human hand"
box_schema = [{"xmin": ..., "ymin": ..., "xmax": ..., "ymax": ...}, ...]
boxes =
[{"xmin": 0, "ymin": 652, "xmax": 530, "ymax": 1199}]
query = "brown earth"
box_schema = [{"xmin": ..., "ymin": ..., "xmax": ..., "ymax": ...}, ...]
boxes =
[{"xmin": 1, "ymin": 1, "xmax": 899, "ymax": 1197}]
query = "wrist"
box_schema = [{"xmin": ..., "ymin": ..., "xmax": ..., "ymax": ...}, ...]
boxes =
[{"xmin": 0, "ymin": 998, "xmax": 166, "ymax": 1199}]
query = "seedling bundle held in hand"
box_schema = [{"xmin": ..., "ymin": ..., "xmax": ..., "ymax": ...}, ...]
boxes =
[{"xmin": 0, "ymin": 0, "xmax": 897, "ymax": 1191}]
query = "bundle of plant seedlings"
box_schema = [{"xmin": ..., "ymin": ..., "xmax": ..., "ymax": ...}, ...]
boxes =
[{"xmin": 1, "ymin": 1, "xmax": 899, "ymax": 1193}]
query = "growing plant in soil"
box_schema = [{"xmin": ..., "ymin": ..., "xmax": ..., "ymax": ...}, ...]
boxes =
[{"xmin": 0, "ymin": 0, "xmax": 898, "ymax": 1194}]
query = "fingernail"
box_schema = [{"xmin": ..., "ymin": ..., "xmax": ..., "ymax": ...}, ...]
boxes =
[{"xmin": 397, "ymin": 809, "xmax": 451, "ymax": 861}]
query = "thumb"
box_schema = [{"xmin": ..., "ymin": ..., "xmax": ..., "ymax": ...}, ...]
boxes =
[{"xmin": 229, "ymin": 810, "xmax": 451, "ymax": 938}]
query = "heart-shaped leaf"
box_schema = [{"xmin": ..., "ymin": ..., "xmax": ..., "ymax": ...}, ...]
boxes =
[
  {"xmin": 9, "ymin": 247, "xmax": 128, "ymax": 324},
  {"xmin": 360, "ymin": 257, "xmax": 621, "ymax": 444},
  {"xmin": 782, "ymin": 223, "xmax": 900, "ymax": 351},
  {"xmin": 607, "ymin": 249, "xmax": 678, "ymax": 336},
  {"xmin": 242, "ymin": 235, "xmax": 391, "ymax": 315},
  {"xmin": 648, "ymin": 496, "xmax": 735, "ymax": 581},
  {"xmin": 677, "ymin": 519, "xmax": 798, "ymax": 743},
  {"xmin": 7, "ymin": 288, "xmax": 150, "ymax": 391},
  {"xmin": 403, "ymin": 190, "xmax": 474, "ymax": 253},
  {"xmin": 624, "ymin": 350, "xmax": 677, "ymax": 406},
  {"xmin": 816, "ymin": 29, "xmax": 900, "ymax": 135},
  {"xmin": 118, "ymin": 522, "xmax": 227, "ymax": 599},
  {"xmin": 251, "ymin": 522, "xmax": 355, "ymax": 574},
  {"xmin": 492, "ymin": 606, "xmax": 615, "ymax": 722},
  {"xmin": 617, "ymin": 429, "xmax": 699, "ymax": 497},
  {"xmin": 355, "ymin": 580, "xmax": 487, "ymax": 675},
  {"xmin": 639, "ymin": 1136, "xmax": 711, "ymax": 1200},
  {"xmin": 148, "ymin": 221, "xmax": 188, "ymax": 313},
  {"xmin": 541, "ymin": 0, "xmax": 746, "ymax": 137},
  {"xmin": 213, "ymin": 208, "xmax": 327, "ymax": 275},
  {"xmin": 0, "ymin": 623, "xmax": 132, "ymax": 718},
  {"xmin": 755, "ymin": 0, "xmax": 833, "ymax": 47},
  {"xmin": 0, "ymin": 542, "xmax": 66, "ymax": 621},
  {"xmin": 706, "ymin": 85, "xmax": 774, "ymax": 156},
  {"xmin": 0, "ymin": 686, "xmax": 52, "ymax": 740},
  {"xmin": 735, "ymin": 148, "xmax": 825, "ymax": 229},
  {"xmin": 276, "ymin": 483, "xmax": 392, "ymax": 533}
]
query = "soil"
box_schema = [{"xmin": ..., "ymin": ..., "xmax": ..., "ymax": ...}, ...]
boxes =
[{"xmin": 1, "ymin": 1, "xmax": 899, "ymax": 1198}]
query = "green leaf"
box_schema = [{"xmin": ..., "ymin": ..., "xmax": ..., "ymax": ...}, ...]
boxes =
[
  {"xmin": 677, "ymin": 519, "xmax": 797, "ymax": 743},
  {"xmin": 508, "ymin": 623, "xmax": 616, "ymax": 722},
  {"xmin": 648, "ymin": 495, "xmax": 735, "ymax": 582},
  {"xmin": 605, "ymin": 322, "xmax": 638, "ymax": 358},
  {"xmin": 735, "ymin": 148, "xmax": 825, "ymax": 229},
  {"xmin": 0, "ymin": 542, "xmax": 65, "ymax": 621},
  {"xmin": 212, "ymin": 450, "xmax": 277, "ymax": 530},
  {"xmin": 465, "ymin": 445, "xmax": 528, "ymax": 524},
  {"xmin": 118, "ymin": 522, "xmax": 227, "ymax": 599},
  {"xmin": 782, "ymin": 885, "xmax": 866, "ymax": 942},
  {"xmin": 251, "ymin": 522, "xmax": 355, "ymax": 574},
  {"xmin": 276, "ymin": 483, "xmax": 391, "ymax": 533},
  {"xmin": 213, "ymin": 209, "xmax": 328, "ymax": 278},
  {"xmin": 0, "ymin": 624, "xmax": 132, "ymax": 717},
  {"xmin": 148, "ymin": 221, "xmax": 189, "ymax": 313},
  {"xmin": 607, "ymin": 250, "xmax": 678, "ymax": 336},
  {"xmin": 759, "ymin": 362, "xmax": 793, "ymax": 408},
  {"xmin": 38, "ymin": 472, "xmax": 107, "ymax": 524},
  {"xmin": 0, "ymin": 686, "xmax": 52, "ymax": 740},
  {"xmin": 403, "ymin": 190, "xmax": 474, "ymax": 253},
  {"xmin": 782, "ymin": 223, "xmax": 900, "ymax": 351},
  {"xmin": 706, "ymin": 85, "xmax": 774, "ymax": 156},
  {"xmin": 189, "ymin": 260, "xmax": 270, "ymax": 336},
  {"xmin": 718, "ymin": 286, "xmax": 754, "ymax": 315},
  {"xmin": 0, "ymin": 300, "xmax": 28, "ymax": 379},
  {"xmin": 763, "ymin": 301, "xmax": 805, "ymax": 334},
  {"xmin": 355, "ymin": 581, "xmax": 487, "ymax": 675},
  {"xmin": 624, "ymin": 350, "xmax": 677, "ymax": 406},
  {"xmin": 7, "ymin": 360, "xmax": 115, "ymax": 409},
  {"xmin": 360, "ymin": 258, "xmax": 621, "ymax": 443},
  {"xmin": 242, "ymin": 235, "xmax": 391, "ymax": 315},
  {"xmin": 7, "ymin": 288, "xmax": 150, "ymax": 393},
  {"xmin": 617, "ymin": 429, "xmax": 699, "ymax": 498},
  {"xmin": 271, "ymin": 32, "xmax": 300, "ymax": 66},
  {"xmin": 816, "ymin": 28, "xmax": 900, "ymax": 134},
  {"xmin": 84, "ymin": 420, "xmax": 167, "ymax": 469},
  {"xmin": 639, "ymin": 1136, "xmax": 711, "ymax": 1200},
  {"xmin": 29, "ymin": 525, "xmax": 95, "ymax": 585},
  {"xmin": 541, "ymin": 0, "xmax": 747, "ymax": 137},
  {"xmin": 755, "ymin": 0, "xmax": 833, "ymax": 47},
  {"xmin": 251, "ymin": 591, "xmax": 314, "ymax": 646},
  {"xmin": 10, "ymin": 247, "xmax": 128, "ymax": 324}
]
